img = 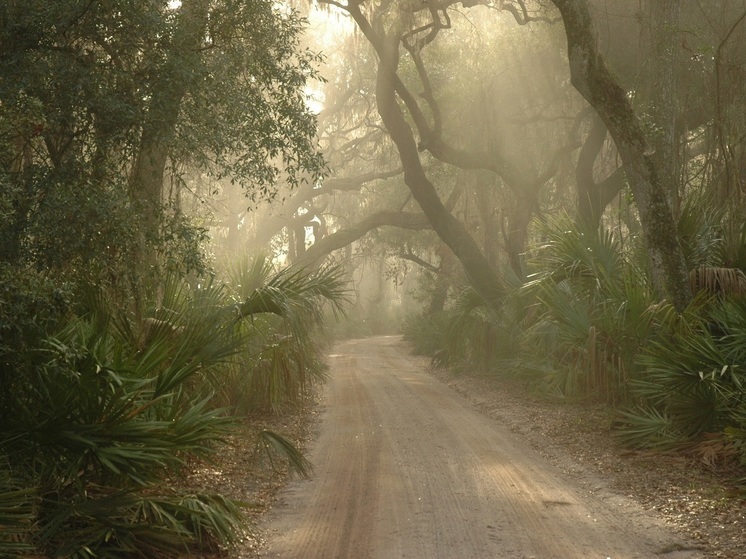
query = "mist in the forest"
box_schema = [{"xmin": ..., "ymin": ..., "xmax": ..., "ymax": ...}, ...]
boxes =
[
  {"xmin": 193, "ymin": 0, "xmax": 745, "ymax": 338},
  {"xmin": 4, "ymin": 2, "xmax": 746, "ymax": 554}
]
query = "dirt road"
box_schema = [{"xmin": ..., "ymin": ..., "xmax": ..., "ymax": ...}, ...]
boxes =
[{"xmin": 259, "ymin": 336, "xmax": 702, "ymax": 559}]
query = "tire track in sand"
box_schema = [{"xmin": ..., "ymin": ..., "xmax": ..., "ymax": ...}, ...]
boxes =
[{"xmin": 259, "ymin": 336, "xmax": 702, "ymax": 559}]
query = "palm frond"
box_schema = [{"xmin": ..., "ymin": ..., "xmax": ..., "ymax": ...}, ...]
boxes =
[
  {"xmin": 237, "ymin": 264, "xmax": 349, "ymax": 324},
  {"xmin": 630, "ymin": 298, "xmax": 746, "ymax": 448},
  {"xmin": 613, "ymin": 408, "xmax": 680, "ymax": 450},
  {"xmin": 526, "ymin": 213, "xmax": 622, "ymax": 296},
  {"xmin": 226, "ymin": 253, "xmax": 274, "ymax": 301},
  {"xmin": 689, "ymin": 266, "xmax": 746, "ymax": 298},
  {"xmin": 212, "ymin": 260, "xmax": 347, "ymax": 414},
  {"xmin": 0, "ymin": 470, "xmax": 35, "ymax": 558},
  {"xmin": 677, "ymin": 195, "xmax": 724, "ymax": 269},
  {"xmin": 37, "ymin": 489, "xmax": 246, "ymax": 558},
  {"xmin": 256, "ymin": 430, "xmax": 313, "ymax": 479},
  {"xmin": 151, "ymin": 493, "xmax": 246, "ymax": 551}
]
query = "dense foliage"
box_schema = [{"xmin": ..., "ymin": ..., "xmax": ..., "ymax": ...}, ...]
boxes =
[
  {"xmin": 403, "ymin": 211, "xmax": 746, "ymax": 480},
  {"xmin": 0, "ymin": 262, "xmax": 346, "ymax": 557},
  {"xmin": 0, "ymin": 0, "xmax": 324, "ymax": 275},
  {"xmin": 0, "ymin": 1, "xmax": 344, "ymax": 555},
  {"xmin": 3, "ymin": 0, "xmax": 746, "ymax": 552}
]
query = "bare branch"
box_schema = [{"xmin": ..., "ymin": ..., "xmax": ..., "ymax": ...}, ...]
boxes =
[
  {"xmin": 398, "ymin": 250, "xmax": 441, "ymax": 274},
  {"xmin": 250, "ymin": 168, "xmax": 404, "ymax": 248},
  {"xmin": 298, "ymin": 211, "xmax": 431, "ymax": 266},
  {"xmin": 497, "ymin": 0, "xmax": 562, "ymax": 25},
  {"xmin": 401, "ymin": 6, "xmax": 451, "ymax": 51},
  {"xmin": 317, "ymin": 87, "xmax": 356, "ymax": 127},
  {"xmin": 321, "ymin": 168, "xmax": 403, "ymax": 194}
]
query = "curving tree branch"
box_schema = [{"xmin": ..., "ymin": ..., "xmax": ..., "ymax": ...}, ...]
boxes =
[
  {"xmin": 250, "ymin": 167, "xmax": 404, "ymax": 249},
  {"xmin": 297, "ymin": 210, "xmax": 431, "ymax": 266}
]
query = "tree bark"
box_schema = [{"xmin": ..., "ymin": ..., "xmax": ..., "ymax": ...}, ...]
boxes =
[
  {"xmin": 576, "ymin": 113, "xmax": 624, "ymax": 228},
  {"xmin": 474, "ymin": 184, "xmax": 501, "ymax": 270},
  {"xmin": 551, "ymin": 0, "xmax": 691, "ymax": 311},
  {"xmin": 129, "ymin": 0, "xmax": 209, "ymax": 243},
  {"xmin": 649, "ymin": 0, "xmax": 682, "ymax": 217},
  {"xmin": 505, "ymin": 191, "xmax": 537, "ymax": 280},
  {"xmin": 377, "ymin": 37, "xmax": 502, "ymax": 301},
  {"xmin": 427, "ymin": 247, "xmax": 457, "ymax": 316}
]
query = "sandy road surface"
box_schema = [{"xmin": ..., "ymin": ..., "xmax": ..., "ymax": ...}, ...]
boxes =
[{"xmin": 259, "ymin": 337, "xmax": 702, "ymax": 559}]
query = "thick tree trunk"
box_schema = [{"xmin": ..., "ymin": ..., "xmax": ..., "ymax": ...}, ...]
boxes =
[
  {"xmin": 129, "ymin": 0, "xmax": 209, "ymax": 243},
  {"xmin": 649, "ymin": 0, "xmax": 682, "ymax": 217},
  {"xmin": 474, "ymin": 184, "xmax": 501, "ymax": 270},
  {"xmin": 552, "ymin": 0, "xmax": 691, "ymax": 311},
  {"xmin": 372, "ymin": 32, "xmax": 503, "ymax": 302},
  {"xmin": 576, "ymin": 113, "xmax": 606, "ymax": 227},
  {"xmin": 576, "ymin": 113, "xmax": 624, "ymax": 228},
  {"xmin": 426, "ymin": 247, "xmax": 457, "ymax": 316},
  {"xmin": 504, "ymin": 191, "xmax": 537, "ymax": 280}
]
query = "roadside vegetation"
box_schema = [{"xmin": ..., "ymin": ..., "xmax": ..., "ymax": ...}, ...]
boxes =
[
  {"xmin": 0, "ymin": 258, "xmax": 346, "ymax": 557},
  {"xmin": 404, "ymin": 209, "xmax": 746, "ymax": 484},
  {"xmin": 0, "ymin": 1, "xmax": 346, "ymax": 556},
  {"xmin": 3, "ymin": 0, "xmax": 746, "ymax": 556}
]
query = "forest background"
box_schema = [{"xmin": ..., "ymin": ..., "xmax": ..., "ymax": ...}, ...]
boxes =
[{"xmin": 2, "ymin": 0, "xmax": 746, "ymax": 556}]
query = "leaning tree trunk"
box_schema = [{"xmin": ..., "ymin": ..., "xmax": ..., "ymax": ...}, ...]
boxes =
[
  {"xmin": 368, "ymin": 29, "xmax": 503, "ymax": 303},
  {"xmin": 551, "ymin": 0, "xmax": 692, "ymax": 311}
]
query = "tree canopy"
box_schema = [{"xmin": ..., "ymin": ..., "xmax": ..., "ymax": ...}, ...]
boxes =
[
  {"xmin": 3, "ymin": 1, "xmax": 746, "ymax": 554},
  {"xmin": 1, "ymin": 0, "xmax": 324, "ymax": 277}
]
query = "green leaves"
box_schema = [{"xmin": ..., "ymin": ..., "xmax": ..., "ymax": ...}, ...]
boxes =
[
  {"xmin": 613, "ymin": 408, "xmax": 679, "ymax": 450},
  {"xmin": 256, "ymin": 430, "xmax": 313, "ymax": 479},
  {"xmin": 219, "ymin": 256, "xmax": 348, "ymax": 413},
  {"xmin": 0, "ymin": 471, "xmax": 35, "ymax": 558},
  {"xmin": 1, "ymin": 0, "xmax": 325, "ymax": 294},
  {"xmin": 170, "ymin": 0, "xmax": 325, "ymax": 196},
  {"xmin": 518, "ymin": 214, "xmax": 656, "ymax": 399},
  {"xmin": 0, "ymin": 258, "xmax": 349, "ymax": 555},
  {"xmin": 616, "ymin": 297, "xmax": 746, "ymax": 470},
  {"xmin": 237, "ymin": 262, "xmax": 349, "ymax": 324},
  {"xmin": 36, "ymin": 490, "xmax": 246, "ymax": 558},
  {"xmin": 0, "ymin": 276, "xmax": 249, "ymax": 556}
]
